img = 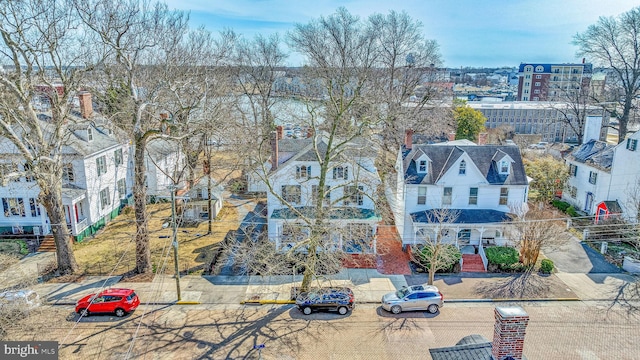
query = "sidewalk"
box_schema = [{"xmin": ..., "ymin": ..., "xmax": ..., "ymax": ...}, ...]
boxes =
[
  {"xmin": 27, "ymin": 267, "xmax": 638, "ymax": 306},
  {"xmin": 5, "ymin": 252, "xmax": 638, "ymax": 306}
]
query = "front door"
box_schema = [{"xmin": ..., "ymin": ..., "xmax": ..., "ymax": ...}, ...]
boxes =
[{"xmin": 585, "ymin": 192, "xmax": 594, "ymax": 213}]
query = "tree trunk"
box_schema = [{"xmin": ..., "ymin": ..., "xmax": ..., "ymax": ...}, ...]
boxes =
[
  {"xmin": 207, "ymin": 170, "xmax": 213, "ymax": 234},
  {"xmin": 39, "ymin": 181, "xmax": 78, "ymax": 274},
  {"xmin": 133, "ymin": 137, "xmax": 152, "ymax": 274},
  {"xmin": 619, "ymin": 95, "xmax": 633, "ymax": 144},
  {"xmin": 428, "ymin": 266, "xmax": 435, "ymax": 285}
]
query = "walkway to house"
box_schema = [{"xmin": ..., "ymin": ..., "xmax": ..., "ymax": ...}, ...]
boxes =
[{"xmin": 375, "ymin": 225, "xmax": 412, "ymax": 275}]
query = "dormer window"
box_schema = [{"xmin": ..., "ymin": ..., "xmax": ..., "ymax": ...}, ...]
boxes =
[
  {"xmin": 500, "ymin": 160, "xmax": 509, "ymax": 174},
  {"xmin": 296, "ymin": 165, "xmax": 311, "ymax": 179},
  {"xmin": 418, "ymin": 160, "xmax": 427, "ymax": 173},
  {"xmin": 459, "ymin": 160, "xmax": 466, "ymax": 175},
  {"xmin": 87, "ymin": 127, "xmax": 93, "ymax": 141}
]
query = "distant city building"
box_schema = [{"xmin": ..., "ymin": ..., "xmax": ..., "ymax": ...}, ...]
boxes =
[
  {"xmin": 468, "ymin": 102, "xmax": 609, "ymax": 143},
  {"xmin": 517, "ymin": 62, "xmax": 593, "ymax": 101}
]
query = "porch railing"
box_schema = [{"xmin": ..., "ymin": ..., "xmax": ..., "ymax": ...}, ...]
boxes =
[
  {"xmin": 76, "ymin": 218, "xmax": 88, "ymax": 232},
  {"xmin": 478, "ymin": 241, "xmax": 488, "ymax": 270}
]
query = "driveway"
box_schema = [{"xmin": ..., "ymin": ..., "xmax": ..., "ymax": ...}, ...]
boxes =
[{"xmin": 543, "ymin": 235, "xmax": 621, "ymax": 273}]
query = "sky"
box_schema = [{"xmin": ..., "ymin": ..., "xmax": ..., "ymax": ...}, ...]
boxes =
[{"xmin": 165, "ymin": 0, "xmax": 639, "ymax": 68}]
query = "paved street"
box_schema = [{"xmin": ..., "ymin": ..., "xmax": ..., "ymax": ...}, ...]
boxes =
[{"xmin": 6, "ymin": 301, "xmax": 640, "ymax": 359}]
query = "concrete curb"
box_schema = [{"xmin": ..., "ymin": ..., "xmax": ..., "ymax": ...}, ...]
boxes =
[
  {"xmin": 176, "ymin": 301, "xmax": 201, "ymax": 305},
  {"xmin": 241, "ymin": 299, "xmax": 296, "ymax": 305}
]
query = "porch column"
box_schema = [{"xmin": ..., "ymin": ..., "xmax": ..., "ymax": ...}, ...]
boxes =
[{"xmin": 275, "ymin": 223, "xmax": 281, "ymax": 250}]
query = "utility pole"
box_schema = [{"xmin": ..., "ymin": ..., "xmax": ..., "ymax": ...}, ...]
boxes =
[{"xmin": 170, "ymin": 184, "xmax": 181, "ymax": 301}]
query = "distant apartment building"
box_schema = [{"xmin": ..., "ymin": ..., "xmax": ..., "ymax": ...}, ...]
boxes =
[
  {"xmin": 517, "ymin": 62, "xmax": 592, "ymax": 101},
  {"xmin": 468, "ymin": 102, "xmax": 609, "ymax": 143}
]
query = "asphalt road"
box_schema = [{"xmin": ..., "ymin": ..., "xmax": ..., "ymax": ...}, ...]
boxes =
[{"xmin": 5, "ymin": 301, "xmax": 640, "ymax": 359}]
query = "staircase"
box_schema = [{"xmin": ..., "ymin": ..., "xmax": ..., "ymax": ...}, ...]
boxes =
[
  {"xmin": 461, "ymin": 254, "xmax": 486, "ymax": 272},
  {"xmin": 37, "ymin": 236, "xmax": 57, "ymax": 252}
]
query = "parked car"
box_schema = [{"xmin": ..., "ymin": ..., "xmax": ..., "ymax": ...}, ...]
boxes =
[
  {"xmin": 0, "ymin": 289, "xmax": 41, "ymax": 314},
  {"xmin": 504, "ymin": 139, "xmax": 517, "ymax": 146},
  {"xmin": 75, "ymin": 288, "xmax": 140, "ymax": 317},
  {"xmin": 381, "ymin": 285, "xmax": 443, "ymax": 314},
  {"xmin": 296, "ymin": 287, "xmax": 355, "ymax": 315},
  {"xmin": 528, "ymin": 141, "xmax": 549, "ymax": 149}
]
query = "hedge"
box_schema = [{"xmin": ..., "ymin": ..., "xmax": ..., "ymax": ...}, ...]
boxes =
[
  {"xmin": 485, "ymin": 246, "xmax": 519, "ymax": 266},
  {"xmin": 413, "ymin": 244, "xmax": 461, "ymax": 273}
]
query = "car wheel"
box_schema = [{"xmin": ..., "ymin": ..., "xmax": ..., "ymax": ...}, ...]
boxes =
[
  {"xmin": 302, "ymin": 307, "xmax": 312, "ymax": 315},
  {"xmin": 78, "ymin": 308, "xmax": 89, "ymax": 317},
  {"xmin": 390, "ymin": 305, "xmax": 402, "ymax": 314},
  {"xmin": 427, "ymin": 304, "xmax": 439, "ymax": 314},
  {"xmin": 115, "ymin": 308, "xmax": 126, "ymax": 317},
  {"xmin": 338, "ymin": 306, "xmax": 348, "ymax": 315}
]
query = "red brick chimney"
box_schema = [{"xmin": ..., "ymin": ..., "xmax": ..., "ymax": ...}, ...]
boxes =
[
  {"xmin": 478, "ymin": 132, "xmax": 488, "ymax": 145},
  {"xmin": 404, "ymin": 129, "xmax": 413, "ymax": 150},
  {"xmin": 492, "ymin": 306, "xmax": 529, "ymax": 360},
  {"xmin": 271, "ymin": 130, "xmax": 279, "ymax": 172},
  {"xmin": 78, "ymin": 91, "xmax": 93, "ymax": 119},
  {"xmin": 448, "ymin": 132, "xmax": 456, "ymax": 141},
  {"xmin": 160, "ymin": 112, "xmax": 170, "ymax": 134},
  {"xmin": 276, "ymin": 125, "xmax": 283, "ymax": 140}
]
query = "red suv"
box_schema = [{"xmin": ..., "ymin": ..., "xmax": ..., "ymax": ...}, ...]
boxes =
[{"xmin": 76, "ymin": 288, "xmax": 140, "ymax": 317}]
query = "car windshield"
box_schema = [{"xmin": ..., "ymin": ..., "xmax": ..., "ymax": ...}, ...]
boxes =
[{"xmin": 396, "ymin": 288, "xmax": 410, "ymax": 298}]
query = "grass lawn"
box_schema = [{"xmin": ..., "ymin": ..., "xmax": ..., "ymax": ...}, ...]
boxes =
[{"xmin": 72, "ymin": 202, "xmax": 239, "ymax": 277}]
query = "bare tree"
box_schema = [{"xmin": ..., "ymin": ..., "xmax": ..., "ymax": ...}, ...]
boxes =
[
  {"xmin": 509, "ymin": 203, "xmax": 566, "ymax": 267},
  {"xmin": 367, "ymin": 11, "xmax": 445, "ymax": 168},
  {"xmin": 76, "ymin": 0, "xmax": 193, "ymax": 274},
  {"xmin": 574, "ymin": 6, "xmax": 640, "ymax": 143},
  {"xmin": 409, "ymin": 208, "xmax": 461, "ymax": 285},
  {"xmin": 257, "ymin": 8, "xmax": 382, "ymax": 291},
  {"xmin": 548, "ymin": 78, "xmax": 598, "ymax": 145},
  {"xmin": 0, "ymin": 0, "xmax": 90, "ymax": 273},
  {"xmin": 227, "ymin": 31, "xmax": 288, "ymax": 138}
]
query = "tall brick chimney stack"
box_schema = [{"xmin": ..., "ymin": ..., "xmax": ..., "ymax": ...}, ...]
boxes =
[
  {"xmin": 478, "ymin": 132, "xmax": 488, "ymax": 145},
  {"xmin": 404, "ymin": 129, "xmax": 413, "ymax": 149},
  {"xmin": 271, "ymin": 130, "xmax": 279, "ymax": 172},
  {"xmin": 448, "ymin": 132, "xmax": 456, "ymax": 142},
  {"xmin": 160, "ymin": 112, "xmax": 170, "ymax": 134},
  {"xmin": 276, "ymin": 125, "xmax": 283, "ymax": 140},
  {"xmin": 78, "ymin": 91, "xmax": 93, "ymax": 119},
  {"xmin": 492, "ymin": 306, "xmax": 529, "ymax": 360}
]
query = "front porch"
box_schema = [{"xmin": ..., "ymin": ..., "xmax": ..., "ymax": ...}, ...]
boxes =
[{"xmin": 408, "ymin": 208, "xmax": 515, "ymax": 273}]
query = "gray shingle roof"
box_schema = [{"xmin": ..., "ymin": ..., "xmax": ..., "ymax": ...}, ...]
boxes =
[
  {"xmin": 402, "ymin": 144, "xmax": 528, "ymax": 185},
  {"xmin": 271, "ymin": 207, "xmax": 380, "ymax": 220},
  {"xmin": 567, "ymin": 139, "xmax": 613, "ymax": 172},
  {"xmin": 410, "ymin": 209, "xmax": 510, "ymax": 224},
  {"xmin": 429, "ymin": 342, "xmax": 493, "ymax": 360}
]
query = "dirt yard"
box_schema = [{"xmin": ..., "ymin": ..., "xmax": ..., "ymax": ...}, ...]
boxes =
[{"xmin": 71, "ymin": 202, "xmax": 240, "ymax": 278}]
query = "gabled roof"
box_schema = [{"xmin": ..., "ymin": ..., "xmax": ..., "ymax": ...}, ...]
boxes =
[
  {"xmin": 402, "ymin": 144, "xmax": 527, "ymax": 185},
  {"xmin": 270, "ymin": 134, "xmax": 377, "ymax": 175},
  {"xmin": 146, "ymin": 138, "xmax": 181, "ymax": 159},
  {"xmin": 566, "ymin": 139, "xmax": 613, "ymax": 172},
  {"xmin": 429, "ymin": 334, "xmax": 493, "ymax": 360}
]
